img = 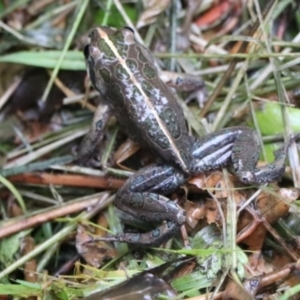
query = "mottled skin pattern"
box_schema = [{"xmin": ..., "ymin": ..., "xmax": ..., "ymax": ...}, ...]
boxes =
[
  {"xmin": 85, "ymin": 27, "xmax": 192, "ymax": 172},
  {"xmin": 80, "ymin": 26, "xmax": 299, "ymax": 246}
]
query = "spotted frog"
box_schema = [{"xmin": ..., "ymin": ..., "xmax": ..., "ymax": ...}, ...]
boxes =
[{"xmin": 79, "ymin": 26, "xmax": 298, "ymax": 246}]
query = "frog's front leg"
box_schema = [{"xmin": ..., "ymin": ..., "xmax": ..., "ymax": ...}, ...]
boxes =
[
  {"xmin": 160, "ymin": 71, "xmax": 207, "ymax": 107},
  {"xmin": 76, "ymin": 104, "xmax": 111, "ymax": 165},
  {"xmin": 107, "ymin": 164, "xmax": 187, "ymax": 246}
]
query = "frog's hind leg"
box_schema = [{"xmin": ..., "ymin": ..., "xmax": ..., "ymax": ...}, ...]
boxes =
[{"xmin": 105, "ymin": 164, "xmax": 187, "ymax": 246}]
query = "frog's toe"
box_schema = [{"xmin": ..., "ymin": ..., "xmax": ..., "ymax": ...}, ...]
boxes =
[{"xmin": 236, "ymin": 171, "xmax": 256, "ymax": 184}]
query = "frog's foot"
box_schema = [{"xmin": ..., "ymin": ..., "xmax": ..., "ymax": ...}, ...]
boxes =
[
  {"xmin": 233, "ymin": 131, "xmax": 300, "ymax": 184},
  {"xmin": 160, "ymin": 71, "xmax": 207, "ymax": 108},
  {"xmin": 184, "ymin": 88, "xmax": 208, "ymax": 108},
  {"xmin": 74, "ymin": 149, "xmax": 102, "ymax": 167},
  {"xmin": 89, "ymin": 222, "xmax": 182, "ymax": 247}
]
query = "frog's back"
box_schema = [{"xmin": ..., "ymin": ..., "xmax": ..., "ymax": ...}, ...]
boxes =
[{"xmin": 86, "ymin": 27, "xmax": 191, "ymax": 171}]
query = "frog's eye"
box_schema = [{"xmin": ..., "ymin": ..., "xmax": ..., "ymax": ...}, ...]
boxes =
[
  {"xmin": 123, "ymin": 26, "xmax": 134, "ymax": 33},
  {"xmin": 83, "ymin": 44, "xmax": 90, "ymax": 59}
]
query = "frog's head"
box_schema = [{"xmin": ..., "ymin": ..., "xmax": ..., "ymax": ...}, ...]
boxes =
[
  {"xmin": 83, "ymin": 27, "xmax": 138, "ymax": 93},
  {"xmin": 84, "ymin": 27, "xmax": 136, "ymax": 63}
]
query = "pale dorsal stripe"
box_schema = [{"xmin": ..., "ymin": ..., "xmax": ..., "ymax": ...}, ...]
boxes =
[{"xmin": 97, "ymin": 28, "xmax": 187, "ymax": 170}]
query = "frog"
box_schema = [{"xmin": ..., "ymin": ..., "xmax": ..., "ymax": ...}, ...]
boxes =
[{"xmin": 79, "ymin": 26, "xmax": 299, "ymax": 246}]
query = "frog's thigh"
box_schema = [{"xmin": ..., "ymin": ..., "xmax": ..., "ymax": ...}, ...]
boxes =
[{"xmin": 190, "ymin": 126, "xmax": 248, "ymax": 173}]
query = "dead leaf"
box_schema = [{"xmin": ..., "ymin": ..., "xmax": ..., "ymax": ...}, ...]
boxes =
[
  {"xmin": 222, "ymin": 277, "xmax": 253, "ymax": 300},
  {"xmin": 114, "ymin": 138, "xmax": 141, "ymax": 171},
  {"xmin": 184, "ymin": 199, "xmax": 207, "ymax": 229},
  {"xmin": 21, "ymin": 236, "xmax": 37, "ymax": 283},
  {"xmin": 237, "ymin": 187, "xmax": 297, "ymax": 252},
  {"xmin": 76, "ymin": 223, "xmax": 117, "ymax": 268}
]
